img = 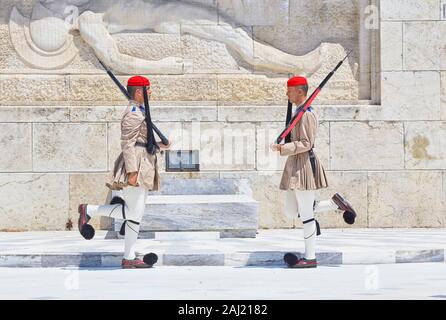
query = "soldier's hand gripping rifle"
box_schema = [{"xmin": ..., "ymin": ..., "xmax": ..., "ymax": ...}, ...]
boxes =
[
  {"xmin": 98, "ymin": 60, "xmax": 169, "ymax": 147},
  {"xmin": 276, "ymin": 50, "xmax": 353, "ymax": 144}
]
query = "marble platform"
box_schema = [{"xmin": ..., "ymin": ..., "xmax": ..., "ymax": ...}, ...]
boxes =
[
  {"xmin": 109, "ymin": 178, "xmax": 259, "ymax": 238},
  {"xmin": 0, "ymin": 228, "xmax": 445, "ymax": 268}
]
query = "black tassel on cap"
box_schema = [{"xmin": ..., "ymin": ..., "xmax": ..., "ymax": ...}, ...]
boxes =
[{"xmin": 143, "ymin": 87, "xmax": 159, "ymax": 155}]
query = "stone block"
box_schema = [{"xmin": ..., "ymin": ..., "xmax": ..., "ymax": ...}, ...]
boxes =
[
  {"xmin": 176, "ymin": 122, "xmax": 201, "ymax": 153},
  {"xmin": 0, "ymin": 173, "xmax": 69, "ymax": 231},
  {"xmin": 0, "ymin": 123, "xmax": 32, "ymax": 171},
  {"xmin": 162, "ymin": 253, "xmax": 225, "ymax": 266},
  {"xmin": 396, "ymin": 249, "xmax": 444, "ymax": 263},
  {"xmin": 381, "ymin": 71, "xmax": 441, "ymax": 120},
  {"xmin": 33, "ymin": 123, "xmax": 107, "ymax": 172},
  {"xmin": 218, "ymin": 106, "xmax": 286, "ymax": 122},
  {"xmin": 304, "ymin": 104, "xmax": 376, "ymax": 122},
  {"xmin": 151, "ymin": 105, "xmax": 217, "ymax": 122},
  {"xmin": 217, "ymin": 75, "xmax": 287, "ymax": 104},
  {"xmin": 41, "ymin": 254, "xmax": 101, "ymax": 268},
  {"xmin": 381, "ymin": 21, "xmax": 403, "ymax": 71},
  {"xmin": 0, "ymin": 106, "xmax": 69, "ymax": 123},
  {"xmin": 403, "ymin": 22, "xmax": 446, "ymax": 71},
  {"xmin": 199, "ymin": 122, "xmax": 256, "ymax": 171},
  {"xmin": 68, "ymin": 75, "xmax": 128, "ymax": 103},
  {"xmin": 368, "ymin": 171, "xmax": 445, "ymax": 227},
  {"xmin": 405, "ymin": 121, "xmax": 446, "ymax": 169},
  {"xmin": 137, "ymin": 195, "xmax": 258, "ymax": 232},
  {"xmin": 160, "ymin": 171, "xmax": 220, "ymax": 180},
  {"xmin": 70, "ymin": 106, "xmax": 126, "ymax": 122},
  {"xmin": 0, "ymin": 75, "xmax": 68, "ymax": 105},
  {"xmin": 381, "ymin": 0, "xmax": 440, "ymax": 21},
  {"xmin": 330, "ymin": 121, "xmax": 404, "ymax": 170},
  {"xmin": 151, "ymin": 75, "xmax": 218, "ymax": 101},
  {"xmin": 0, "ymin": 255, "xmax": 42, "ymax": 268},
  {"xmin": 150, "ymin": 178, "xmax": 252, "ymax": 195},
  {"xmin": 443, "ymin": 171, "xmax": 446, "ymax": 210},
  {"xmin": 442, "ymin": 72, "xmax": 446, "ymax": 120}
]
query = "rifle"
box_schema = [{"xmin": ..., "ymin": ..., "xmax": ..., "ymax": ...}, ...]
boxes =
[
  {"xmin": 98, "ymin": 60, "xmax": 169, "ymax": 146},
  {"xmin": 275, "ymin": 50, "xmax": 352, "ymax": 144}
]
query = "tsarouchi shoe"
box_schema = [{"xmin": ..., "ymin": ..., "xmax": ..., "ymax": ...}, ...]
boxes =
[
  {"xmin": 121, "ymin": 258, "xmax": 153, "ymax": 269},
  {"xmin": 331, "ymin": 193, "xmax": 357, "ymax": 225},
  {"xmin": 78, "ymin": 204, "xmax": 95, "ymax": 240}
]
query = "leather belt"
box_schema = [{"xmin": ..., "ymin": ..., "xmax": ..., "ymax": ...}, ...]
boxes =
[{"xmin": 135, "ymin": 142, "xmax": 147, "ymax": 148}]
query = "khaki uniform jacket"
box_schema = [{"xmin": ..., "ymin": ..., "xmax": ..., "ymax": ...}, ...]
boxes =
[
  {"xmin": 279, "ymin": 108, "xmax": 328, "ymax": 191},
  {"xmin": 106, "ymin": 101, "xmax": 160, "ymax": 191}
]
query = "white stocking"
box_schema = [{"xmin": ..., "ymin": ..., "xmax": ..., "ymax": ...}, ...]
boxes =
[
  {"xmin": 86, "ymin": 204, "xmax": 125, "ymax": 219},
  {"xmin": 123, "ymin": 221, "xmax": 141, "ymax": 260},
  {"xmin": 122, "ymin": 186, "xmax": 147, "ymax": 260},
  {"xmin": 284, "ymin": 190, "xmax": 299, "ymax": 218},
  {"xmin": 84, "ymin": 186, "xmax": 147, "ymax": 260},
  {"xmin": 295, "ymin": 190, "xmax": 316, "ymax": 260},
  {"xmin": 313, "ymin": 199, "xmax": 339, "ymax": 213}
]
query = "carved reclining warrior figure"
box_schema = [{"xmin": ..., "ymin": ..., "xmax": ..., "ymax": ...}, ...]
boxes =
[{"xmin": 11, "ymin": 0, "xmax": 323, "ymax": 75}]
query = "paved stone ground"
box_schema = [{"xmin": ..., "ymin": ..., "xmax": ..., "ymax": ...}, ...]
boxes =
[
  {"xmin": 0, "ymin": 229, "xmax": 445, "ymax": 267},
  {"xmin": 0, "ymin": 263, "xmax": 445, "ymax": 300}
]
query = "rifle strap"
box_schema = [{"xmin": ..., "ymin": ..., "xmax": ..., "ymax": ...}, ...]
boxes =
[{"xmin": 285, "ymin": 101, "xmax": 293, "ymax": 143}]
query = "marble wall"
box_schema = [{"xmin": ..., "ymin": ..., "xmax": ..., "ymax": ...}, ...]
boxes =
[{"xmin": 0, "ymin": 0, "xmax": 445, "ymax": 231}]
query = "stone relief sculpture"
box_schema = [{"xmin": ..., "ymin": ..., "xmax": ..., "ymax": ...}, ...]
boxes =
[{"xmin": 9, "ymin": 0, "xmax": 330, "ymax": 75}]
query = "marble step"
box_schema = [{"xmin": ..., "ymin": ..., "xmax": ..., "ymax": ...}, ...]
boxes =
[
  {"xmin": 1, "ymin": 229, "xmax": 445, "ymax": 268},
  {"xmin": 109, "ymin": 194, "xmax": 259, "ymax": 239},
  {"xmin": 107, "ymin": 231, "xmax": 222, "ymax": 241},
  {"xmin": 148, "ymin": 178, "xmax": 252, "ymax": 195},
  {"xmin": 153, "ymin": 231, "xmax": 220, "ymax": 241}
]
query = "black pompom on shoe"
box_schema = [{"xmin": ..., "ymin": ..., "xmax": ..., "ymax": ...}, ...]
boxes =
[
  {"xmin": 143, "ymin": 253, "xmax": 158, "ymax": 266},
  {"xmin": 343, "ymin": 211, "xmax": 356, "ymax": 225},
  {"xmin": 284, "ymin": 253, "xmax": 299, "ymax": 266},
  {"xmin": 80, "ymin": 224, "xmax": 95, "ymax": 240}
]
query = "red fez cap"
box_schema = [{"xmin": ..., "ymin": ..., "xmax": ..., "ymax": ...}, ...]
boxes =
[
  {"xmin": 127, "ymin": 76, "xmax": 150, "ymax": 87},
  {"xmin": 287, "ymin": 76, "xmax": 308, "ymax": 87}
]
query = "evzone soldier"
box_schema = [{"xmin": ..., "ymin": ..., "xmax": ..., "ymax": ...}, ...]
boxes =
[
  {"xmin": 77, "ymin": 76, "xmax": 172, "ymax": 269},
  {"xmin": 271, "ymin": 76, "xmax": 356, "ymax": 269}
]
